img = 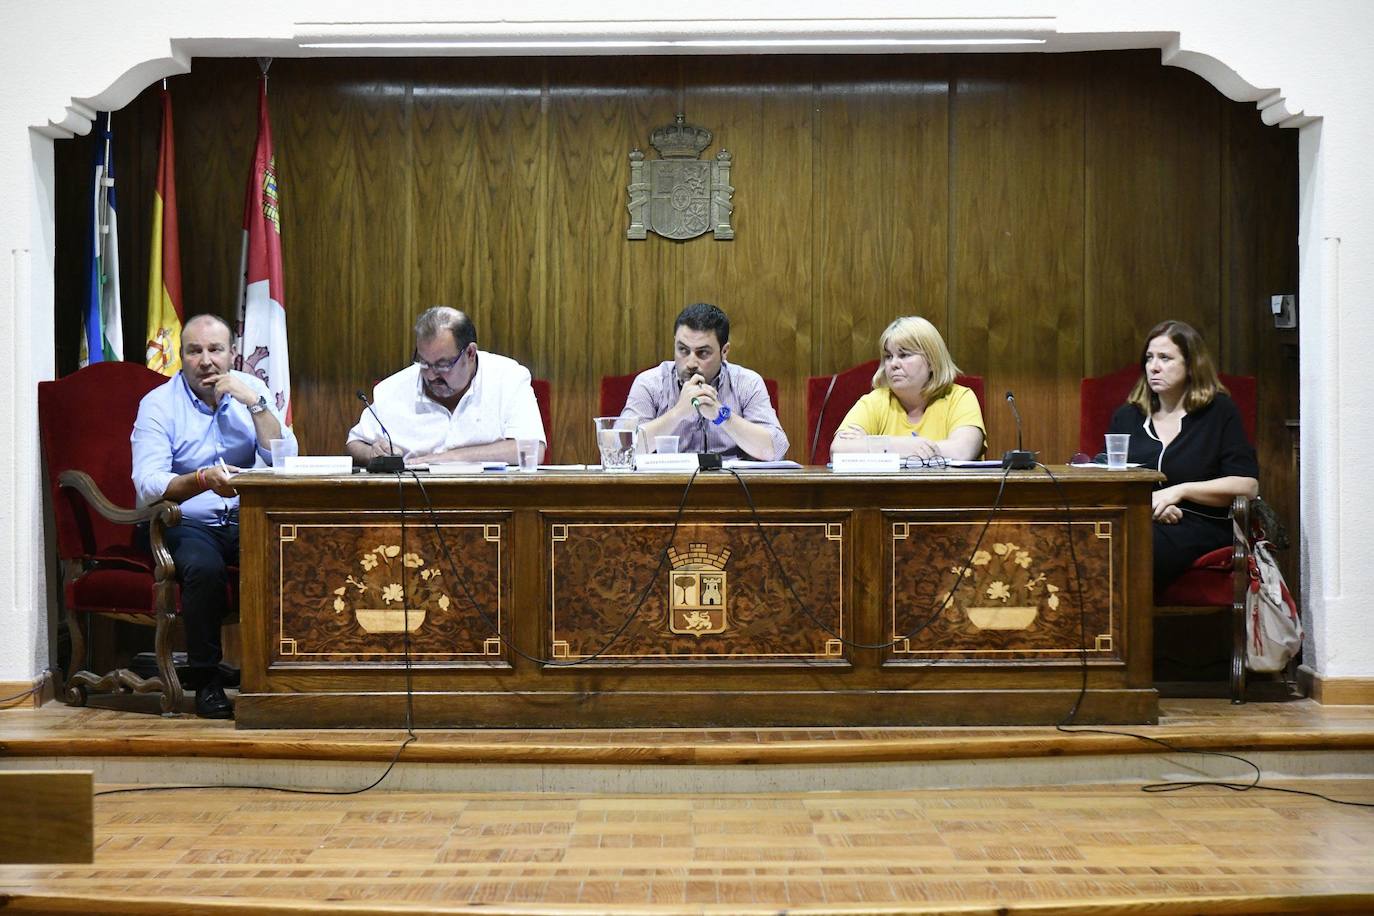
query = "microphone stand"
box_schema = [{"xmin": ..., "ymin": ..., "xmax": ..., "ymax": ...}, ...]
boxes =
[
  {"xmin": 1001, "ymin": 391, "xmax": 1036, "ymax": 470},
  {"xmin": 356, "ymin": 390, "xmax": 405, "ymax": 473}
]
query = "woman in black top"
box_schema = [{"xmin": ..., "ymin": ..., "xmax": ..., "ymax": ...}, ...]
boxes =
[{"xmin": 1107, "ymin": 320, "xmax": 1259, "ymax": 592}]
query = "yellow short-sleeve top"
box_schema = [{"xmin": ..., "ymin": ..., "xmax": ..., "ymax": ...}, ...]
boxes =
[{"xmin": 839, "ymin": 384, "xmax": 986, "ymax": 442}]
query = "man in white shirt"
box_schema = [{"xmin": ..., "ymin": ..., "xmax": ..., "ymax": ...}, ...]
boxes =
[{"xmin": 347, "ymin": 307, "xmax": 545, "ymax": 466}]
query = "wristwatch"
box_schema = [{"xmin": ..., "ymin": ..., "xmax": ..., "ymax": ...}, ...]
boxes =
[
  {"xmin": 712, "ymin": 405, "xmax": 732, "ymax": 426},
  {"xmin": 248, "ymin": 395, "xmax": 268, "ymax": 415}
]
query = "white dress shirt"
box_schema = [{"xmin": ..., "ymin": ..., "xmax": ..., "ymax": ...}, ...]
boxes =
[{"xmin": 348, "ymin": 351, "xmax": 545, "ymax": 460}]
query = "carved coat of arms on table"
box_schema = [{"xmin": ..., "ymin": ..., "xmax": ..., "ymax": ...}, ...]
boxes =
[
  {"xmin": 627, "ymin": 114, "xmax": 734, "ymax": 241},
  {"xmin": 667, "ymin": 542, "xmax": 730, "ymax": 636}
]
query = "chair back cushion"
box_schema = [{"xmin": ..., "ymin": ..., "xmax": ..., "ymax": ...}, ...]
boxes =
[
  {"xmin": 531, "ymin": 378, "xmax": 553, "ymax": 463},
  {"xmin": 38, "ymin": 362, "xmax": 169, "ymax": 562},
  {"xmin": 1079, "ymin": 366, "xmax": 1257, "ymax": 456},
  {"xmin": 598, "ymin": 371, "xmax": 641, "ymax": 419},
  {"xmin": 805, "ymin": 361, "xmax": 985, "ymax": 465}
]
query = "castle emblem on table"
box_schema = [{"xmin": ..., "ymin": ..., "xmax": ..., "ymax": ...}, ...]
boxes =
[
  {"xmin": 627, "ymin": 113, "xmax": 734, "ymax": 242},
  {"xmin": 667, "ymin": 542, "xmax": 731, "ymax": 636}
]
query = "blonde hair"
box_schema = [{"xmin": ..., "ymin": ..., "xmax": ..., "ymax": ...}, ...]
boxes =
[
  {"xmin": 872, "ymin": 316, "xmax": 961, "ymax": 402},
  {"xmin": 1127, "ymin": 319, "xmax": 1229, "ymax": 414}
]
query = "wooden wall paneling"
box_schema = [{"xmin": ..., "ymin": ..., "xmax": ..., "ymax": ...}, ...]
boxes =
[
  {"xmin": 951, "ymin": 54, "xmax": 1086, "ymax": 465},
  {"xmin": 273, "ymin": 59, "xmax": 415, "ymax": 456},
  {"xmin": 410, "ymin": 59, "xmax": 546, "ymax": 375},
  {"xmin": 615, "ymin": 60, "xmax": 683, "ymax": 406},
  {"xmin": 46, "ymin": 52, "xmax": 1299, "ymax": 531},
  {"xmin": 811, "ymin": 55, "xmax": 951, "ymax": 420},
  {"xmin": 175, "ymin": 60, "xmax": 260, "ymax": 325},
  {"xmin": 681, "ymin": 56, "xmax": 817, "ymax": 454},
  {"xmin": 545, "ymin": 58, "xmax": 678, "ymax": 465},
  {"xmin": 52, "ymin": 123, "xmax": 96, "ymax": 374},
  {"xmin": 1084, "ymin": 51, "xmax": 1223, "ymax": 379},
  {"xmin": 1221, "ymin": 100, "xmax": 1301, "ymax": 585}
]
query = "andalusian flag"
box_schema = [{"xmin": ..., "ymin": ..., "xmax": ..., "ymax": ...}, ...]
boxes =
[
  {"xmin": 145, "ymin": 87, "xmax": 183, "ymax": 375},
  {"xmin": 80, "ymin": 111, "xmax": 123, "ymax": 366},
  {"xmin": 234, "ymin": 74, "xmax": 291, "ymax": 423}
]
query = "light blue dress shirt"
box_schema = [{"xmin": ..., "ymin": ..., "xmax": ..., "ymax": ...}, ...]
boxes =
[{"xmin": 131, "ymin": 370, "xmax": 297, "ymax": 526}]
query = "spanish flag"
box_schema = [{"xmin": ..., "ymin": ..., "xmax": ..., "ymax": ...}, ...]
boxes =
[{"xmin": 145, "ymin": 86, "xmax": 183, "ymax": 376}]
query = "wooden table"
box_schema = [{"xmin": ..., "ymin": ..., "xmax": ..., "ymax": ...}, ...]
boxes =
[{"xmin": 234, "ymin": 466, "xmax": 1161, "ymax": 728}]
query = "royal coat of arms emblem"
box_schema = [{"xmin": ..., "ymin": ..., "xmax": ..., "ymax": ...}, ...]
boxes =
[
  {"xmin": 627, "ymin": 114, "xmax": 734, "ymax": 242},
  {"xmin": 667, "ymin": 542, "xmax": 730, "ymax": 636}
]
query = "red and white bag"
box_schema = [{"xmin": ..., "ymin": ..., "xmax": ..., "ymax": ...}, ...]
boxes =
[{"xmin": 1245, "ymin": 538, "xmax": 1302, "ymax": 673}]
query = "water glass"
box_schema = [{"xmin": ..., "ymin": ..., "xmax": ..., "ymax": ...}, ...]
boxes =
[
  {"xmin": 593, "ymin": 417, "xmax": 636, "ymax": 471},
  {"xmin": 516, "ymin": 438, "xmax": 540, "ymax": 472},
  {"xmin": 1104, "ymin": 433, "xmax": 1130, "ymax": 469},
  {"xmin": 269, "ymin": 437, "xmax": 289, "ymax": 472}
]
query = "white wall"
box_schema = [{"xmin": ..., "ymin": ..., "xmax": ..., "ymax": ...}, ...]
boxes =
[{"xmin": 3, "ymin": 0, "xmax": 1370, "ymax": 686}]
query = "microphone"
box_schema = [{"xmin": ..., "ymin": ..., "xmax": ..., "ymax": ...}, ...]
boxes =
[
  {"xmin": 356, "ymin": 389, "xmax": 405, "ymax": 473},
  {"xmin": 1001, "ymin": 391, "xmax": 1036, "ymax": 470}
]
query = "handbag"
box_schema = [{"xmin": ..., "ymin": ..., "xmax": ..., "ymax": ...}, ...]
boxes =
[{"xmin": 1244, "ymin": 537, "xmax": 1302, "ymax": 673}]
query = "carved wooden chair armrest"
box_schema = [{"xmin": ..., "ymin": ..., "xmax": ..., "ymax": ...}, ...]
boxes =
[{"xmin": 57, "ymin": 469, "xmax": 182, "ymax": 578}]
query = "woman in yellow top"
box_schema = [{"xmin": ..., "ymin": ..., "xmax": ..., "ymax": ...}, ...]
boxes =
[{"xmin": 830, "ymin": 316, "xmax": 985, "ymax": 461}]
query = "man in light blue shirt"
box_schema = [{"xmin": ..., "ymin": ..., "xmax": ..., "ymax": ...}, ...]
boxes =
[{"xmin": 131, "ymin": 313, "xmax": 296, "ymax": 717}]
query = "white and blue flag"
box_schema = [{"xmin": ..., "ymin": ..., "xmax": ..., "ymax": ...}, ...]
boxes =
[{"xmin": 80, "ymin": 111, "xmax": 123, "ymax": 366}]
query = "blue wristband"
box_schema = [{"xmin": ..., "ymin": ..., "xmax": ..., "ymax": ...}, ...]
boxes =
[{"xmin": 712, "ymin": 405, "xmax": 732, "ymax": 426}]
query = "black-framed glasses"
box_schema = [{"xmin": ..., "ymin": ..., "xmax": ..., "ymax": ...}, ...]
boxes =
[{"xmin": 413, "ymin": 350, "xmax": 465, "ymax": 373}]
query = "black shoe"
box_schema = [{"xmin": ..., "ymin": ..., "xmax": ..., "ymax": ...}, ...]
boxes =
[{"xmin": 195, "ymin": 684, "xmax": 234, "ymax": 719}]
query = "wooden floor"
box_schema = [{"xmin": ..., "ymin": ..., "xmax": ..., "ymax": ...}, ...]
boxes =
[{"xmin": 3, "ymin": 698, "xmax": 1374, "ymax": 913}]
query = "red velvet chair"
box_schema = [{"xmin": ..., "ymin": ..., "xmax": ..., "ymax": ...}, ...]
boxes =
[
  {"xmin": 599, "ymin": 369, "xmax": 780, "ymax": 420},
  {"xmin": 1078, "ymin": 364, "xmax": 1256, "ymax": 455},
  {"xmin": 531, "ymin": 378, "xmax": 553, "ymax": 463},
  {"xmin": 804, "ymin": 360, "xmax": 986, "ymax": 465},
  {"xmin": 1079, "ymin": 365, "xmax": 1259, "ymax": 703},
  {"xmin": 38, "ymin": 362, "xmax": 193, "ymax": 714}
]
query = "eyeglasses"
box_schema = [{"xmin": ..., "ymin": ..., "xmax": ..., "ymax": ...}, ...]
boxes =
[
  {"xmin": 413, "ymin": 350, "xmax": 465, "ymax": 373},
  {"xmin": 901, "ymin": 455, "xmax": 949, "ymax": 470}
]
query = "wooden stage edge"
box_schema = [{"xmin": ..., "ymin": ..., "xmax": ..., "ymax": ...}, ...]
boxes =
[
  {"xmin": 234, "ymin": 688, "xmax": 1160, "ymax": 730},
  {"xmin": 4, "ymin": 697, "xmax": 1373, "ymax": 769}
]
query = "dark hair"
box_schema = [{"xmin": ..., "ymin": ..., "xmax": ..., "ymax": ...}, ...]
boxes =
[
  {"xmin": 673, "ymin": 302, "xmax": 730, "ymax": 347},
  {"xmin": 414, "ymin": 306, "xmax": 477, "ymax": 351},
  {"xmin": 1127, "ymin": 319, "xmax": 1229, "ymax": 414}
]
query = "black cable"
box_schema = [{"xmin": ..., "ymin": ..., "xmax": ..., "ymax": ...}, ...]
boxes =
[
  {"xmin": 396, "ymin": 470, "xmax": 417, "ymax": 735},
  {"xmin": 0, "ymin": 668, "xmax": 57, "ymax": 706},
  {"xmin": 725, "ymin": 465, "xmax": 1013, "ymax": 651},
  {"xmin": 406, "ymin": 467, "xmax": 701, "ymax": 666},
  {"xmin": 1030, "ymin": 463, "xmax": 1093, "ymax": 727},
  {"xmin": 1037, "ymin": 463, "xmax": 1374, "ymax": 810},
  {"xmin": 92, "ymin": 733, "xmax": 417, "ymax": 798},
  {"xmin": 94, "ymin": 470, "xmax": 425, "ymax": 799}
]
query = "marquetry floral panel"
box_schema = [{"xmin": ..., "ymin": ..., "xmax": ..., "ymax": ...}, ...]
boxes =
[
  {"xmin": 888, "ymin": 514, "xmax": 1122, "ymax": 663},
  {"xmin": 271, "ymin": 517, "xmax": 506, "ymax": 664},
  {"xmin": 548, "ymin": 518, "xmax": 844, "ymax": 662}
]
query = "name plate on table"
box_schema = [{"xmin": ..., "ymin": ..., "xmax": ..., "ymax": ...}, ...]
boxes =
[
  {"xmin": 634, "ymin": 453, "xmax": 701, "ymax": 473},
  {"xmin": 282, "ymin": 455, "xmax": 353, "ymax": 475},
  {"xmin": 832, "ymin": 453, "xmax": 902, "ymax": 473}
]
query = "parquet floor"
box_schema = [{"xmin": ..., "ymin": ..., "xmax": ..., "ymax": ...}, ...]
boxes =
[
  {"xmin": 3, "ymin": 698, "xmax": 1374, "ymax": 913},
  {"xmin": 3, "ymin": 782, "xmax": 1374, "ymax": 913}
]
